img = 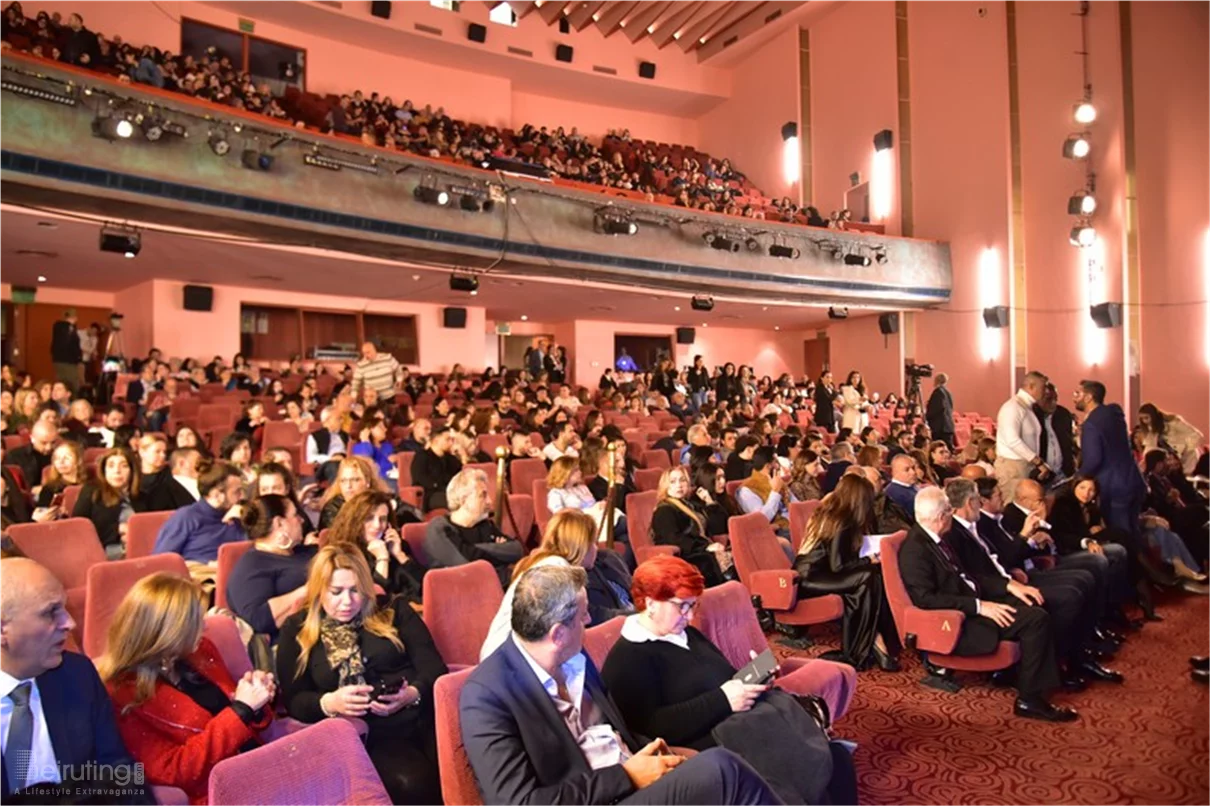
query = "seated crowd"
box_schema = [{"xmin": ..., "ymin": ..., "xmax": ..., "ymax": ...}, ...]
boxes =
[
  {"xmin": 1, "ymin": 341, "xmax": 1207, "ymax": 804},
  {"xmin": 0, "ymin": 2, "xmax": 863, "ymax": 228}
]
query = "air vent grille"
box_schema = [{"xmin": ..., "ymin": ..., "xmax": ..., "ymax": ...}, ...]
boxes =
[
  {"xmin": 507, "ymin": 46, "xmax": 533, "ymax": 57},
  {"xmin": 414, "ymin": 23, "xmax": 442, "ymax": 36},
  {"xmin": 592, "ymin": 65, "xmax": 617, "ymax": 75}
]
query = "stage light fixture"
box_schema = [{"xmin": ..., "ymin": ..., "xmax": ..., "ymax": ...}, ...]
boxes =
[
  {"xmin": 450, "ymin": 274, "xmax": 479, "ymax": 293},
  {"xmin": 597, "ymin": 215, "xmax": 637, "ymax": 235},
  {"xmin": 208, "ymin": 130, "xmax": 230, "ymax": 156},
  {"xmin": 92, "ymin": 115, "xmax": 133, "ymax": 140},
  {"xmin": 768, "ymin": 244, "xmax": 800, "ymax": 259},
  {"xmin": 1070, "ymin": 224, "xmax": 1096, "ymax": 248},
  {"xmin": 843, "ymin": 254, "xmax": 871, "ymax": 266},
  {"xmin": 828, "ymin": 307, "xmax": 849, "ymax": 320},
  {"xmin": 99, "ymin": 227, "xmax": 141, "ymax": 258},
  {"xmin": 1067, "ymin": 190, "xmax": 1096, "ymax": 216},
  {"xmin": 140, "ymin": 116, "xmax": 165, "ymax": 141},
  {"xmin": 745, "ymin": 238, "xmax": 761, "ymax": 253},
  {"xmin": 874, "ymin": 249, "xmax": 889, "ymax": 265},
  {"xmin": 241, "ymin": 149, "xmax": 273, "ymax": 171},
  {"xmin": 415, "ymin": 186, "xmax": 451, "ymax": 206},
  {"xmin": 1062, "ymin": 133, "xmax": 1090, "ymax": 159},
  {"xmin": 1073, "ymin": 101, "xmax": 1097, "ymax": 124},
  {"xmin": 691, "ymin": 296, "xmax": 714, "ymax": 312},
  {"xmin": 703, "ymin": 232, "xmax": 740, "ymax": 253}
]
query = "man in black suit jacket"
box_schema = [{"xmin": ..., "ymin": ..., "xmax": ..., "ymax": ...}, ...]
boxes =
[
  {"xmin": 3, "ymin": 423, "xmax": 57, "ymax": 497},
  {"xmin": 948, "ymin": 479, "xmax": 1121, "ymax": 688},
  {"xmin": 147, "ymin": 448, "xmax": 202, "ymax": 512},
  {"xmin": 812, "ymin": 371, "xmax": 837, "ymax": 433},
  {"xmin": 820, "ymin": 442, "xmax": 854, "ymax": 495},
  {"xmin": 925, "ymin": 373, "xmax": 955, "ymax": 448},
  {"xmin": 1034, "ymin": 383, "xmax": 1076, "ymax": 478},
  {"xmin": 461, "ymin": 565, "xmax": 776, "ymax": 805},
  {"xmin": 1, "ymin": 558, "xmax": 152, "ymax": 803},
  {"xmin": 50, "ymin": 309, "xmax": 82, "ymax": 392},
  {"xmin": 897, "ymin": 487, "xmax": 1076, "ymax": 722}
]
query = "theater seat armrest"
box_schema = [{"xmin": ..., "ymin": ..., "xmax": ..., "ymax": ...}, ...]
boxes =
[
  {"xmin": 398, "ymin": 486, "xmax": 424, "ymax": 509},
  {"xmin": 636, "ymin": 545, "xmax": 678, "ymax": 564},
  {"xmin": 749, "ymin": 569, "xmax": 800, "ymax": 611},
  {"xmin": 903, "ymin": 607, "xmax": 964, "ymax": 654}
]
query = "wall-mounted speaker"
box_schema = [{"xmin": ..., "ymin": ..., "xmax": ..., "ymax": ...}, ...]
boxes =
[
  {"xmin": 1089, "ymin": 301, "xmax": 1122, "ymax": 329},
  {"xmin": 443, "ymin": 307, "xmax": 468, "ymax": 329},
  {"xmin": 675, "ymin": 327, "xmax": 696, "ymax": 345},
  {"xmin": 558, "ymin": 17, "xmax": 570, "ymax": 34},
  {"xmin": 555, "ymin": 44, "xmax": 574, "ymax": 63},
  {"xmin": 638, "ymin": 61, "xmax": 656, "ymax": 79},
  {"xmin": 370, "ymin": 1, "xmax": 392, "ymax": 19},
  {"xmin": 878, "ymin": 312, "xmax": 899, "ymax": 335},
  {"xmin": 183, "ymin": 284, "xmax": 213, "ymax": 312},
  {"xmin": 982, "ymin": 305, "xmax": 1010, "ymax": 328},
  {"xmin": 467, "ymin": 22, "xmax": 486, "ymax": 42}
]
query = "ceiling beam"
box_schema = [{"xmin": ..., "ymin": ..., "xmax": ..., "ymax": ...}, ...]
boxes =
[
  {"xmin": 675, "ymin": 2, "xmax": 739, "ymax": 52},
  {"xmin": 622, "ymin": 1, "xmax": 670, "ymax": 42},
  {"xmin": 596, "ymin": 0, "xmax": 637, "ymax": 38},
  {"xmin": 513, "ymin": 1, "xmax": 539, "ymax": 19},
  {"xmin": 566, "ymin": 0, "xmax": 607, "ymax": 31},
  {"xmin": 649, "ymin": 0, "xmax": 706, "ymax": 48},
  {"xmin": 694, "ymin": 1, "xmax": 805, "ymax": 61},
  {"xmin": 689, "ymin": 1, "xmax": 763, "ymax": 50},
  {"xmin": 536, "ymin": 0, "xmax": 569, "ymax": 25}
]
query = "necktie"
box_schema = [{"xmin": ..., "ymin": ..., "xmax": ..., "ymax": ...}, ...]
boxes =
[
  {"xmin": 937, "ymin": 537, "xmax": 981, "ymax": 596},
  {"xmin": 5, "ymin": 682, "xmax": 34, "ymax": 794}
]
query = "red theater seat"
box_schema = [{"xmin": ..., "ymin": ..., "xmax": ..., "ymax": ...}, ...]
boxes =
[
  {"xmin": 124, "ymin": 510, "xmax": 176, "ymax": 559},
  {"xmin": 788, "ymin": 499, "xmax": 821, "ymax": 554},
  {"xmin": 433, "ymin": 668, "xmax": 483, "ymax": 806},
  {"xmin": 422, "ymin": 560, "xmax": 504, "ymax": 668},
  {"xmin": 83, "ymin": 553, "xmax": 190, "ymax": 658},
  {"xmin": 625, "ymin": 490, "xmax": 677, "ymax": 564}
]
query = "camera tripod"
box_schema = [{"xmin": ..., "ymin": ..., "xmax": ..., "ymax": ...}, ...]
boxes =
[{"xmin": 905, "ymin": 374, "xmax": 925, "ymax": 413}]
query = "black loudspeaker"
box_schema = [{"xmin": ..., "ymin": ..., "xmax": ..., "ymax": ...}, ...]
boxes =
[
  {"xmin": 443, "ymin": 307, "xmax": 468, "ymax": 329},
  {"xmin": 558, "ymin": 17, "xmax": 570, "ymax": 34},
  {"xmin": 638, "ymin": 61, "xmax": 656, "ymax": 79},
  {"xmin": 467, "ymin": 22, "xmax": 486, "ymax": 42},
  {"xmin": 183, "ymin": 284, "xmax": 213, "ymax": 312},
  {"xmin": 370, "ymin": 1, "xmax": 391, "ymax": 19},
  {"xmin": 676, "ymin": 327, "xmax": 696, "ymax": 345},
  {"xmin": 982, "ymin": 305, "xmax": 1010, "ymax": 328},
  {"xmin": 878, "ymin": 312, "xmax": 899, "ymax": 335},
  {"xmin": 555, "ymin": 44, "xmax": 574, "ymax": 63},
  {"xmin": 1090, "ymin": 302, "xmax": 1123, "ymax": 328}
]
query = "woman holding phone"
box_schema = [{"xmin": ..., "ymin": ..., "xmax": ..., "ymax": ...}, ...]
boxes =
[{"xmin": 325, "ymin": 489, "xmax": 426, "ymax": 604}]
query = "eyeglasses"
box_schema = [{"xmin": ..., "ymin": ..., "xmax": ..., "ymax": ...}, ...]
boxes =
[{"xmin": 665, "ymin": 598, "xmax": 699, "ymax": 615}]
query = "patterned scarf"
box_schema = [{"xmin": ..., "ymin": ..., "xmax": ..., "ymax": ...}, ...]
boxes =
[{"xmin": 319, "ymin": 615, "xmax": 365, "ymax": 687}]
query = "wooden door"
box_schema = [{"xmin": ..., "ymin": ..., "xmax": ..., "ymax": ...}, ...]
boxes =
[
  {"xmin": 9, "ymin": 303, "xmax": 113, "ymax": 383},
  {"xmin": 803, "ymin": 336, "xmax": 830, "ymax": 380}
]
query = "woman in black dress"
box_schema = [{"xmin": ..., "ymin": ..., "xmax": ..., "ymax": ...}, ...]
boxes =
[{"xmin": 650, "ymin": 466, "xmax": 725, "ymax": 587}]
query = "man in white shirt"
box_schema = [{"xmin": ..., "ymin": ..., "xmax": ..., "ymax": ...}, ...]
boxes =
[
  {"xmin": 88, "ymin": 404, "xmax": 126, "ymax": 449},
  {"xmin": 994, "ymin": 371, "xmax": 1052, "ymax": 502},
  {"xmin": 1, "ymin": 558, "xmax": 151, "ymax": 801},
  {"xmin": 543, "ymin": 421, "xmax": 581, "ymax": 464},
  {"xmin": 460, "ymin": 564, "xmax": 776, "ymax": 805}
]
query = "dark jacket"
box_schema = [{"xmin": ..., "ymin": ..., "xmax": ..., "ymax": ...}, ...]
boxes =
[
  {"xmin": 2, "ymin": 651, "xmax": 152, "ymax": 803},
  {"xmin": 411, "ymin": 449, "xmax": 462, "ymax": 511},
  {"xmin": 793, "ymin": 524, "xmax": 870, "ymax": 582},
  {"xmin": 460, "ymin": 639, "xmax": 641, "ymax": 806},
  {"xmin": 926, "ymin": 385, "xmax": 954, "ymax": 438},
  {"xmin": 976, "ymin": 511, "xmax": 1043, "ymax": 571},
  {"xmin": 813, "ymin": 383, "xmax": 836, "ymax": 430},
  {"xmin": 1035, "ymin": 404, "xmax": 1077, "ymax": 477},
  {"xmin": 147, "ymin": 476, "xmax": 198, "ymax": 512},
  {"xmin": 587, "ymin": 474, "xmax": 634, "ymax": 517},
  {"xmin": 1048, "ymin": 493, "xmax": 1102, "ymax": 555},
  {"xmin": 820, "ymin": 460, "xmax": 852, "ymax": 494},
  {"xmin": 1079, "ymin": 403, "xmax": 1146, "ymax": 501},
  {"xmin": 422, "ymin": 515, "xmax": 521, "ymax": 586},
  {"xmin": 585, "ymin": 550, "xmax": 634, "ymax": 624},
  {"xmin": 50, "ymin": 319, "xmax": 82, "ymax": 364},
  {"xmin": 944, "ymin": 520, "xmax": 1011, "ymax": 600},
  {"xmin": 73, "ymin": 482, "xmax": 145, "ymax": 547},
  {"xmin": 3, "ymin": 445, "xmax": 51, "ymax": 494},
  {"xmin": 650, "ymin": 502, "xmax": 724, "ymax": 587}
]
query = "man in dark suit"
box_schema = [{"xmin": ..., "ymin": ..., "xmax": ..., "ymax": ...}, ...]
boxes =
[
  {"xmin": 3, "ymin": 423, "xmax": 57, "ymax": 498},
  {"xmin": 947, "ymin": 479, "xmax": 1122, "ymax": 689},
  {"xmin": 925, "ymin": 373, "xmax": 955, "ymax": 448},
  {"xmin": 147, "ymin": 448, "xmax": 202, "ymax": 512},
  {"xmin": 1034, "ymin": 383, "xmax": 1076, "ymax": 479},
  {"xmin": 1, "ymin": 558, "xmax": 152, "ymax": 803},
  {"xmin": 461, "ymin": 565, "xmax": 777, "ymax": 805},
  {"xmin": 50, "ymin": 309, "xmax": 82, "ymax": 392},
  {"xmin": 1074, "ymin": 380, "xmax": 1147, "ymax": 537},
  {"xmin": 820, "ymin": 442, "xmax": 853, "ymax": 495},
  {"xmin": 884, "ymin": 454, "xmax": 921, "ymax": 516},
  {"xmin": 812, "ymin": 370, "xmax": 837, "ymax": 434},
  {"xmin": 897, "ymin": 487, "xmax": 1076, "ymax": 722}
]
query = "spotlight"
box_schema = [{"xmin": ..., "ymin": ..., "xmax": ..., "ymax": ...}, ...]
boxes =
[
  {"xmin": 703, "ymin": 233, "xmax": 740, "ymax": 253},
  {"xmin": 92, "ymin": 116, "xmax": 133, "ymax": 140},
  {"xmin": 745, "ymin": 238, "xmax": 761, "ymax": 252},
  {"xmin": 768, "ymin": 244, "xmax": 800, "ymax": 259},
  {"xmin": 99, "ymin": 227, "xmax": 140, "ymax": 258},
  {"xmin": 1070, "ymin": 224, "xmax": 1096, "ymax": 247},
  {"xmin": 874, "ymin": 249, "xmax": 889, "ymax": 265},
  {"xmin": 460, "ymin": 194, "xmax": 482, "ymax": 212},
  {"xmin": 828, "ymin": 307, "xmax": 849, "ymax": 320},
  {"xmin": 449, "ymin": 274, "xmax": 479, "ymax": 293},
  {"xmin": 415, "ymin": 186, "xmax": 450, "ymax": 206},
  {"xmin": 208, "ymin": 130, "xmax": 230, "ymax": 156},
  {"xmin": 1067, "ymin": 190, "xmax": 1096, "ymax": 216},
  {"xmin": 1073, "ymin": 101, "xmax": 1097, "ymax": 125},
  {"xmin": 691, "ymin": 296, "xmax": 714, "ymax": 312},
  {"xmin": 140, "ymin": 116, "xmax": 164, "ymax": 141},
  {"xmin": 241, "ymin": 149, "xmax": 273, "ymax": 171},
  {"xmin": 598, "ymin": 215, "xmax": 637, "ymax": 235},
  {"xmin": 843, "ymin": 254, "xmax": 871, "ymax": 266},
  {"xmin": 1062, "ymin": 134, "xmax": 1090, "ymax": 159},
  {"xmin": 781, "ymin": 122, "xmax": 798, "ymax": 142}
]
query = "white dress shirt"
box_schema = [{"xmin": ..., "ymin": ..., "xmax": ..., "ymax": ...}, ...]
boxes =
[
  {"xmin": 920, "ymin": 525, "xmax": 982, "ymax": 614},
  {"xmin": 1, "ymin": 671, "xmax": 60, "ymax": 792},
  {"xmin": 542, "ymin": 443, "xmax": 579, "ymax": 463},
  {"xmin": 995, "ymin": 389, "xmax": 1042, "ymax": 463}
]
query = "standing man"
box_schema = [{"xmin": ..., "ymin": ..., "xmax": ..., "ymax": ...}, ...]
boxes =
[
  {"xmin": 50, "ymin": 308, "xmax": 82, "ymax": 393},
  {"xmin": 994, "ymin": 371, "xmax": 1050, "ymax": 502},
  {"xmin": 351, "ymin": 341, "xmax": 402, "ymax": 402},
  {"xmin": 1074, "ymin": 380, "xmax": 1147, "ymax": 538},
  {"xmin": 529, "ymin": 340, "xmax": 548, "ymax": 378},
  {"xmin": 813, "ymin": 370, "xmax": 837, "ymax": 434},
  {"xmin": 926, "ymin": 372, "xmax": 955, "ymax": 449},
  {"xmin": 1034, "ymin": 382, "xmax": 1076, "ymax": 485}
]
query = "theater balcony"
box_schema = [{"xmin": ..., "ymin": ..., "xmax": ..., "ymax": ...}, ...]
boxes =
[{"xmin": 1, "ymin": 53, "xmax": 951, "ymax": 310}]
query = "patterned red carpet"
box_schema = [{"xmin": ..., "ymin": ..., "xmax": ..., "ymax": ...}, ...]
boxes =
[{"xmin": 777, "ymin": 589, "xmax": 1210, "ymax": 804}]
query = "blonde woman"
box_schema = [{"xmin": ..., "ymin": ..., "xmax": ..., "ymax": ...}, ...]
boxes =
[
  {"xmin": 100, "ymin": 573, "xmax": 276, "ymax": 804},
  {"xmin": 318, "ymin": 455, "xmax": 420, "ymax": 531},
  {"xmin": 650, "ymin": 466, "xmax": 726, "ymax": 587},
  {"xmin": 276, "ymin": 545, "xmax": 446, "ymax": 805}
]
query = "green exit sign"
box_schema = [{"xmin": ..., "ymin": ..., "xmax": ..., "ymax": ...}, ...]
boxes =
[{"xmin": 238, "ymin": 18, "xmax": 255, "ymax": 33}]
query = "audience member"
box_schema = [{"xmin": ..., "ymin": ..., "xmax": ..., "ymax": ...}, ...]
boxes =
[
  {"xmin": 33, "ymin": 440, "xmax": 83, "ymax": 512},
  {"xmin": 152, "ymin": 461, "xmax": 246, "ymax": 573},
  {"xmin": 650, "ymin": 466, "xmax": 726, "ymax": 587},
  {"xmin": 820, "ymin": 442, "xmax": 854, "ymax": 494},
  {"xmin": 1136, "ymin": 402, "xmax": 1205, "ymax": 474},
  {"xmin": 1034, "ymin": 382, "xmax": 1076, "ymax": 481},
  {"xmin": 326, "ymin": 489, "xmax": 426, "ymax": 603},
  {"xmin": 925, "ymin": 373, "xmax": 955, "ymax": 448},
  {"xmin": 3, "ymin": 420, "xmax": 56, "ymax": 497},
  {"xmin": 73, "ymin": 448, "xmax": 144, "ymax": 559},
  {"xmin": 423, "ymin": 468, "xmax": 522, "ymax": 585},
  {"xmin": 994, "ymin": 371, "xmax": 1050, "ymax": 501},
  {"xmin": 225, "ymin": 494, "xmax": 315, "ymax": 642},
  {"xmin": 148, "ymin": 447, "xmax": 203, "ymax": 511},
  {"xmin": 411, "ymin": 425, "xmax": 462, "ymax": 511}
]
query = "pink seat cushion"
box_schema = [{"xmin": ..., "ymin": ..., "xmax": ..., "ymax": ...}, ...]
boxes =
[
  {"xmin": 422, "ymin": 561, "xmax": 504, "ymax": 667},
  {"xmin": 434, "ymin": 668, "xmax": 483, "ymax": 806}
]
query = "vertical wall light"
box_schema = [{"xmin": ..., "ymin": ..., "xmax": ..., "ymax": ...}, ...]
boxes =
[
  {"xmin": 871, "ymin": 129, "xmax": 894, "ymax": 221},
  {"xmin": 979, "ymin": 247, "xmax": 1003, "ymax": 361},
  {"xmin": 781, "ymin": 122, "xmax": 800, "ymax": 187},
  {"xmin": 1081, "ymin": 235, "xmax": 1108, "ymax": 366}
]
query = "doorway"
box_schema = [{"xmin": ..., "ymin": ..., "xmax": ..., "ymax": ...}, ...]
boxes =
[
  {"xmin": 501, "ymin": 333, "xmax": 553, "ymax": 371},
  {"xmin": 614, "ymin": 334, "xmax": 672, "ymax": 373},
  {"xmin": 803, "ymin": 335, "xmax": 830, "ymax": 380}
]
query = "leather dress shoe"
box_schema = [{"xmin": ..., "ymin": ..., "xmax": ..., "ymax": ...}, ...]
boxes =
[
  {"xmin": 1060, "ymin": 672, "xmax": 1089, "ymax": 693},
  {"xmin": 1077, "ymin": 659, "xmax": 1124, "ymax": 684},
  {"xmin": 1191, "ymin": 656, "xmax": 1209, "ymax": 671},
  {"xmin": 1014, "ymin": 697, "xmax": 1078, "ymax": 723},
  {"xmin": 872, "ymin": 645, "xmax": 901, "ymax": 672},
  {"xmin": 991, "ymin": 668, "xmax": 1018, "ymax": 688},
  {"xmin": 1097, "ymin": 627, "xmax": 1126, "ymax": 645},
  {"xmin": 1194, "ymin": 669, "xmax": 1209, "ymax": 685}
]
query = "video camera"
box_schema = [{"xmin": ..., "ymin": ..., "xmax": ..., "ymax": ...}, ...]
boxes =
[{"xmin": 905, "ymin": 363, "xmax": 934, "ymax": 379}]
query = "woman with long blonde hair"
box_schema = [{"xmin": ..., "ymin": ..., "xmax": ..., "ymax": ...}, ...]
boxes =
[
  {"xmin": 318, "ymin": 455, "xmax": 420, "ymax": 531},
  {"xmin": 650, "ymin": 465, "xmax": 725, "ymax": 587},
  {"xmin": 275, "ymin": 545, "xmax": 446, "ymax": 805},
  {"xmin": 100, "ymin": 573, "xmax": 276, "ymax": 804},
  {"xmin": 794, "ymin": 474, "xmax": 900, "ymax": 671}
]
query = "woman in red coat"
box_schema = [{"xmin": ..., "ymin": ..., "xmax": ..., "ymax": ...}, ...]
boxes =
[{"xmin": 98, "ymin": 573, "xmax": 276, "ymax": 804}]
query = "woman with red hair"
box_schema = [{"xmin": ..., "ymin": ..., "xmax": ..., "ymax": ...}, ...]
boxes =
[{"xmin": 601, "ymin": 556, "xmax": 857, "ymax": 805}]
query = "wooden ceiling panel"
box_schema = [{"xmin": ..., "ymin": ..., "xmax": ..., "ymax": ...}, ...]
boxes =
[{"xmin": 621, "ymin": 0, "xmax": 671, "ymax": 42}]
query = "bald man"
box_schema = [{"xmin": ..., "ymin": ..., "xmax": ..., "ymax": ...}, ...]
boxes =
[
  {"xmin": 2, "ymin": 422, "xmax": 57, "ymax": 498},
  {"xmin": 1, "ymin": 559, "xmax": 151, "ymax": 801},
  {"xmin": 960, "ymin": 464, "xmax": 987, "ymax": 481}
]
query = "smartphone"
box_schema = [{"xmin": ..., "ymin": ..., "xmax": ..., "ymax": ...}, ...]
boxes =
[
  {"xmin": 50, "ymin": 492, "xmax": 65, "ymax": 508},
  {"xmin": 732, "ymin": 649, "xmax": 778, "ymax": 686},
  {"xmin": 371, "ymin": 677, "xmax": 404, "ymax": 700}
]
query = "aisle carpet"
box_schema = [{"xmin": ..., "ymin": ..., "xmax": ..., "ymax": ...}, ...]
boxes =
[{"xmin": 776, "ymin": 590, "xmax": 1210, "ymax": 804}]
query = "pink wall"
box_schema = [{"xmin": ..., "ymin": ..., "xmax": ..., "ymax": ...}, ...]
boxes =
[
  {"xmin": 1131, "ymin": 1, "xmax": 1210, "ymax": 434},
  {"xmin": 907, "ymin": 2, "xmax": 1014, "ymax": 418},
  {"xmin": 113, "ymin": 281, "xmax": 155, "ymax": 360},
  {"xmin": 695, "ymin": 27, "xmax": 800, "ymax": 201},
  {"xmin": 808, "ymin": 1, "xmax": 899, "ymax": 229},
  {"xmin": 824, "ymin": 314, "xmax": 904, "ymax": 399},
  {"xmin": 511, "ymin": 91, "xmax": 699, "ymax": 148}
]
